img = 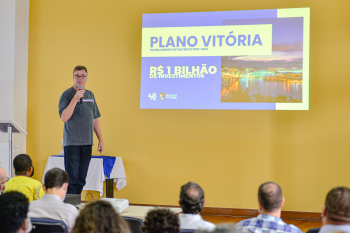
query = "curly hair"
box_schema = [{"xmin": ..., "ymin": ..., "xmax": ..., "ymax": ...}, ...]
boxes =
[
  {"xmin": 0, "ymin": 191, "xmax": 29, "ymax": 233},
  {"xmin": 142, "ymin": 208, "xmax": 180, "ymax": 233},
  {"xmin": 71, "ymin": 200, "xmax": 130, "ymax": 233},
  {"xmin": 13, "ymin": 154, "xmax": 32, "ymax": 175},
  {"xmin": 179, "ymin": 182, "xmax": 205, "ymax": 214}
]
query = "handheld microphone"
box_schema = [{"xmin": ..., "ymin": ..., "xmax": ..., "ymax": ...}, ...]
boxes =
[{"xmin": 78, "ymin": 85, "xmax": 83, "ymax": 105}]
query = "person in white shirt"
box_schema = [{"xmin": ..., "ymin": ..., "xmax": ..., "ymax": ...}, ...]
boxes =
[
  {"xmin": 178, "ymin": 182, "xmax": 216, "ymax": 231},
  {"xmin": 28, "ymin": 168, "xmax": 79, "ymax": 231}
]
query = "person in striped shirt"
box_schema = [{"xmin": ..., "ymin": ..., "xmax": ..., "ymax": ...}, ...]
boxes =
[{"xmin": 235, "ymin": 182, "xmax": 302, "ymax": 233}]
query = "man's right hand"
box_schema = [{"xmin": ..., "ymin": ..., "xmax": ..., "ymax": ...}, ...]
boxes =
[
  {"xmin": 74, "ymin": 89, "xmax": 85, "ymax": 102},
  {"xmin": 61, "ymin": 89, "xmax": 86, "ymax": 122}
]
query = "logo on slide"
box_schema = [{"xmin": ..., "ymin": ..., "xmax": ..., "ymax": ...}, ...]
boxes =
[
  {"xmin": 148, "ymin": 93, "xmax": 157, "ymax": 101},
  {"xmin": 166, "ymin": 94, "xmax": 177, "ymax": 100},
  {"xmin": 160, "ymin": 93, "xmax": 165, "ymax": 100}
]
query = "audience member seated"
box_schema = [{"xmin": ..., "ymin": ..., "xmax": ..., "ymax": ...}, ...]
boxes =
[
  {"xmin": 235, "ymin": 181, "xmax": 302, "ymax": 233},
  {"xmin": 28, "ymin": 167, "xmax": 79, "ymax": 231},
  {"xmin": 317, "ymin": 186, "xmax": 350, "ymax": 233},
  {"xmin": 71, "ymin": 200, "xmax": 131, "ymax": 233},
  {"xmin": 0, "ymin": 191, "xmax": 32, "ymax": 233},
  {"xmin": 142, "ymin": 208, "xmax": 180, "ymax": 233},
  {"xmin": 178, "ymin": 182, "xmax": 216, "ymax": 231},
  {"xmin": 4, "ymin": 154, "xmax": 44, "ymax": 201},
  {"xmin": 0, "ymin": 167, "xmax": 7, "ymax": 194}
]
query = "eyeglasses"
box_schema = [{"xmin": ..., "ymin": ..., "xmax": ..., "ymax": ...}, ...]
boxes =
[{"xmin": 74, "ymin": 75, "xmax": 87, "ymax": 79}]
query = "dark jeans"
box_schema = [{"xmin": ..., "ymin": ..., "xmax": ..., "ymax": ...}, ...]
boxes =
[{"xmin": 64, "ymin": 145, "xmax": 92, "ymax": 194}]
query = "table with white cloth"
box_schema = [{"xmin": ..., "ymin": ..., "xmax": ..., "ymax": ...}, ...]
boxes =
[{"xmin": 43, "ymin": 155, "xmax": 126, "ymax": 197}]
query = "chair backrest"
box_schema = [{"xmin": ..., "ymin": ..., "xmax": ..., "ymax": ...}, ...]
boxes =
[
  {"xmin": 30, "ymin": 218, "xmax": 69, "ymax": 233},
  {"xmin": 122, "ymin": 216, "xmax": 144, "ymax": 233},
  {"xmin": 181, "ymin": 229, "xmax": 196, "ymax": 233},
  {"xmin": 305, "ymin": 228, "xmax": 321, "ymax": 233}
]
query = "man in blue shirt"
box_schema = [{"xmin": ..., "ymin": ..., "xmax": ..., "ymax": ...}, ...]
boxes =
[{"xmin": 235, "ymin": 182, "xmax": 302, "ymax": 233}]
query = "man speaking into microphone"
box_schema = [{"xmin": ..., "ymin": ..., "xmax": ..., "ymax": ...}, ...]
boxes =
[{"xmin": 58, "ymin": 65, "xmax": 104, "ymax": 194}]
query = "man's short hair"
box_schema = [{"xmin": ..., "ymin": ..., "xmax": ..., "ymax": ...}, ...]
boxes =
[
  {"xmin": 0, "ymin": 191, "xmax": 29, "ymax": 233},
  {"xmin": 258, "ymin": 181, "xmax": 283, "ymax": 212},
  {"xmin": 13, "ymin": 154, "xmax": 32, "ymax": 175},
  {"xmin": 325, "ymin": 186, "xmax": 350, "ymax": 223},
  {"xmin": 142, "ymin": 208, "xmax": 180, "ymax": 233},
  {"xmin": 44, "ymin": 168, "xmax": 69, "ymax": 189},
  {"xmin": 73, "ymin": 65, "xmax": 88, "ymax": 74},
  {"xmin": 179, "ymin": 181, "xmax": 205, "ymax": 214}
]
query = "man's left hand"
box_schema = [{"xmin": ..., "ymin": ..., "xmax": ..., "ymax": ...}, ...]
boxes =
[{"xmin": 98, "ymin": 141, "xmax": 104, "ymax": 154}]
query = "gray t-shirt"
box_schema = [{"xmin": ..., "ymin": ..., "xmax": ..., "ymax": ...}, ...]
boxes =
[{"xmin": 59, "ymin": 87, "xmax": 101, "ymax": 146}]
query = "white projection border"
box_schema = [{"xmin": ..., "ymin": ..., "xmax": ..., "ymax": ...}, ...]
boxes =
[{"xmin": 276, "ymin": 8, "xmax": 310, "ymax": 110}]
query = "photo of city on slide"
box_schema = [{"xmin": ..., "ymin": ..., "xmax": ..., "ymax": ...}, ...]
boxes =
[{"xmin": 221, "ymin": 17, "xmax": 303, "ymax": 103}]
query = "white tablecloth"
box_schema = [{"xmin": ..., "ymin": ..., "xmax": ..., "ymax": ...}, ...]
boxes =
[{"xmin": 43, "ymin": 156, "xmax": 127, "ymax": 196}]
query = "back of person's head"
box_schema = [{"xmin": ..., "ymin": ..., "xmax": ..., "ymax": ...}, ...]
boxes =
[
  {"xmin": 71, "ymin": 200, "xmax": 130, "ymax": 233},
  {"xmin": 324, "ymin": 186, "xmax": 350, "ymax": 223},
  {"xmin": 142, "ymin": 208, "xmax": 180, "ymax": 233},
  {"xmin": 13, "ymin": 154, "xmax": 32, "ymax": 175},
  {"xmin": 44, "ymin": 167, "xmax": 69, "ymax": 189},
  {"xmin": 0, "ymin": 191, "xmax": 29, "ymax": 233},
  {"xmin": 258, "ymin": 181, "xmax": 283, "ymax": 212},
  {"xmin": 179, "ymin": 181, "xmax": 205, "ymax": 214}
]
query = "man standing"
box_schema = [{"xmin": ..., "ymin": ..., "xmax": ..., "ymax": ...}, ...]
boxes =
[
  {"xmin": 178, "ymin": 182, "xmax": 216, "ymax": 231},
  {"xmin": 28, "ymin": 168, "xmax": 79, "ymax": 231},
  {"xmin": 59, "ymin": 65, "xmax": 104, "ymax": 194},
  {"xmin": 318, "ymin": 186, "xmax": 350, "ymax": 233},
  {"xmin": 235, "ymin": 181, "xmax": 302, "ymax": 233}
]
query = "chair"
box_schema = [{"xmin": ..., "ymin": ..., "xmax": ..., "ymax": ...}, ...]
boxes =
[
  {"xmin": 305, "ymin": 228, "xmax": 321, "ymax": 233},
  {"xmin": 181, "ymin": 229, "xmax": 196, "ymax": 233},
  {"xmin": 122, "ymin": 216, "xmax": 144, "ymax": 233},
  {"xmin": 30, "ymin": 218, "xmax": 69, "ymax": 233}
]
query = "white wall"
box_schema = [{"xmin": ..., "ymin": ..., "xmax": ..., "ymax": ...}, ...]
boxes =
[
  {"xmin": 0, "ymin": 1, "xmax": 16, "ymax": 121},
  {"xmin": 0, "ymin": 0, "xmax": 29, "ymax": 177}
]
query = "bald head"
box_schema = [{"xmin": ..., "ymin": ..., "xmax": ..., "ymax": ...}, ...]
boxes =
[
  {"xmin": 258, "ymin": 182, "xmax": 283, "ymax": 212},
  {"xmin": 179, "ymin": 182, "xmax": 205, "ymax": 214}
]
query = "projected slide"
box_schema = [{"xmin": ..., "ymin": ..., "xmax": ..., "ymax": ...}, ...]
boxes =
[{"xmin": 141, "ymin": 8, "xmax": 310, "ymax": 110}]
